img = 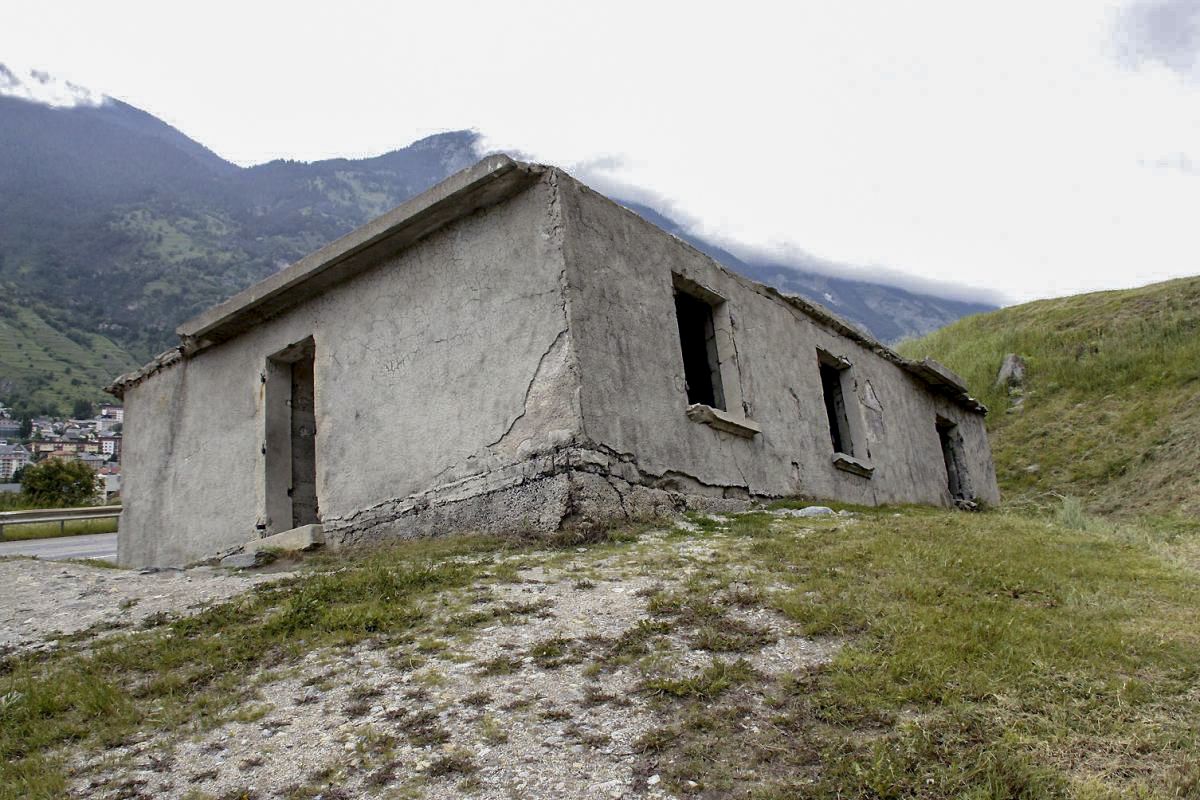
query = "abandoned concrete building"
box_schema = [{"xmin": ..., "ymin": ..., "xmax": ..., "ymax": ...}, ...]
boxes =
[{"xmin": 109, "ymin": 155, "xmax": 999, "ymax": 567}]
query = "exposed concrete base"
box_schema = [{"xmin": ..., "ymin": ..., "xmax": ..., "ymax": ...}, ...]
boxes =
[
  {"xmin": 322, "ymin": 445, "xmax": 755, "ymax": 548},
  {"xmin": 245, "ymin": 524, "xmax": 324, "ymax": 553}
]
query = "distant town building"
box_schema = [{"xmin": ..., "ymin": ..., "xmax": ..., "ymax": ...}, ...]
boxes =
[
  {"xmin": 80, "ymin": 452, "xmax": 109, "ymax": 471},
  {"xmin": 0, "ymin": 443, "xmax": 31, "ymax": 481},
  {"xmin": 99, "ymin": 465, "xmax": 122, "ymax": 501},
  {"xmin": 98, "ymin": 404, "xmax": 124, "ymax": 423}
]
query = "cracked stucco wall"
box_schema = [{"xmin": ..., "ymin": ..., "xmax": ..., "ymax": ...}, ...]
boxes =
[
  {"xmin": 120, "ymin": 174, "xmax": 580, "ymax": 567},
  {"xmin": 556, "ymin": 176, "xmax": 999, "ymax": 509},
  {"xmin": 121, "ymin": 164, "xmax": 999, "ymax": 567}
]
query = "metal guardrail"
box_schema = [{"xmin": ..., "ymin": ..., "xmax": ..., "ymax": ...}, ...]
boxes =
[{"xmin": 0, "ymin": 505, "xmax": 121, "ymax": 539}]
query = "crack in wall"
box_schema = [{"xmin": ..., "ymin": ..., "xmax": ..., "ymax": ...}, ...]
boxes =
[
  {"xmin": 726, "ymin": 309, "xmax": 751, "ymax": 417},
  {"xmin": 484, "ymin": 328, "xmax": 571, "ymax": 450},
  {"xmin": 321, "ymin": 442, "xmax": 764, "ymax": 541}
]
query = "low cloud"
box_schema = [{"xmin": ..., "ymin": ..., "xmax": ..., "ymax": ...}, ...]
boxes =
[
  {"xmin": 1140, "ymin": 152, "xmax": 1200, "ymax": 174},
  {"xmin": 565, "ymin": 156, "xmax": 1007, "ymax": 307},
  {"xmin": 1114, "ymin": 0, "xmax": 1200, "ymax": 79},
  {"xmin": 0, "ymin": 62, "xmax": 109, "ymax": 108}
]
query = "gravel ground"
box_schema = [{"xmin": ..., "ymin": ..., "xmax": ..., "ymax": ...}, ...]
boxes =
[
  {"xmin": 3, "ymin": 515, "xmax": 843, "ymax": 799},
  {"xmin": 0, "ymin": 558, "xmax": 280, "ymax": 652}
]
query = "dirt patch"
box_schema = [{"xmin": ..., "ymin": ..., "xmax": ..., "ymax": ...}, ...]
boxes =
[{"xmin": 0, "ymin": 559, "xmax": 280, "ymax": 652}]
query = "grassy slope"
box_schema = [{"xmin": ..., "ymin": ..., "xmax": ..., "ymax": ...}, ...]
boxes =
[
  {"xmin": 895, "ymin": 276, "xmax": 1200, "ymax": 524},
  {"xmin": 0, "ymin": 303, "xmax": 138, "ymax": 413}
]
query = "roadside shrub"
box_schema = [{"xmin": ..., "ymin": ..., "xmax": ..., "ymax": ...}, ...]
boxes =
[{"xmin": 19, "ymin": 458, "xmax": 100, "ymax": 507}]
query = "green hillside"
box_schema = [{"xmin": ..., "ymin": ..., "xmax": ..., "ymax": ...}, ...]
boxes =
[
  {"xmin": 896, "ymin": 276, "xmax": 1200, "ymax": 524},
  {"xmin": 0, "ymin": 301, "xmax": 138, "ymax": 414}
]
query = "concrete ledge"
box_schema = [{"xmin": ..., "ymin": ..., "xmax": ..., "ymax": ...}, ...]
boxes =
[
  {"xmin": 245, "ymin": 523, "xmax": 324, "ymax": 553},
  {"xmin": 832, "ymin": 453, "xmax": 875, "ymax": 478},
  {"xmin": 685, "ymin": 404, "xmax": 762, "ymax": 438}
]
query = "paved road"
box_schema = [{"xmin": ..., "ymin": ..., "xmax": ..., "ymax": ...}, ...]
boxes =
[{"xmin": 0, "ymin": 532, "xmax": 117, "ymax": 562}]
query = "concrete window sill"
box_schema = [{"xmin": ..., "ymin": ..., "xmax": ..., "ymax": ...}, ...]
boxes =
[
  {"xmin": 832, "ymin": 452, "xmax": 874, "ymax": 478},
  {"xmin": 686, "ymin": 404, "xmax": 761, "ymax": 438}
]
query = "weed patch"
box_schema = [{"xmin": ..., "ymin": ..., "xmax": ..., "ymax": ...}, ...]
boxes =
[
  {"xmin": 0, "ymin": 534, "xmax": 513, "ymax": 799},
  {"xmin": 635, "ymin": 509, "xmax": 1200, "ymax": 798}
]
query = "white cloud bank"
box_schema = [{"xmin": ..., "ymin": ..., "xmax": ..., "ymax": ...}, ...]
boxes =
[
  {"xmin": 1, "ymin": 0, "xmax": 1198, "ymax": 306},
  {"xmin": 0, "ymin": 63, "xmax": 107, "ymax": 107}
]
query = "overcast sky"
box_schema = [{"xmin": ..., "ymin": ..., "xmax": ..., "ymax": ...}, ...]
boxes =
[{"xmin": 3, "ymin": 0, "xmax": 1198, "ymax": 306}]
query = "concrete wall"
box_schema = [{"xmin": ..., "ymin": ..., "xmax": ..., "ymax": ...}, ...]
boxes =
[
  {"xmin": 557, "ymin": 176, "xmax": 999, "ymax": 509},
  {"xmin": 119, "ymin": 175, "xmax": 580, "ymax": 566}
]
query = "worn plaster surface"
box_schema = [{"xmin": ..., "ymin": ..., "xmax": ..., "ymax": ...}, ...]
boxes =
[
  {"xmin": 119, "ymin": 173, "xmax": 579, "ymax": 566},
  {"xmin": 558, "ymin": 178, "xmax": 998, "ymax": 509}
]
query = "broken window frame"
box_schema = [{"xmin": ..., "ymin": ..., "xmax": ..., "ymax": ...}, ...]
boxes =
[
  {"xmin": 672, "ymin": 274, "xmax": 757, "ymax": 438},
  {"xmin": 817, "ymin": 349, "xmax": 873, "ymax": 477}
]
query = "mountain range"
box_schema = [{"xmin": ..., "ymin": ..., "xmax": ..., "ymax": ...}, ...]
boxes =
[{"xmin": 0, "ymin": 69, "xmax": 994, "ymax": 414}]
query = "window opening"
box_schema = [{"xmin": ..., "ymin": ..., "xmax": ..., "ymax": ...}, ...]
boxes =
[
  {"xmin": 818, "ymin": 356, "xmax": 853, "ymax": 456},
  {"xmin": 674, "ymin": 289, "xmax": 725, "ymax": 410}
]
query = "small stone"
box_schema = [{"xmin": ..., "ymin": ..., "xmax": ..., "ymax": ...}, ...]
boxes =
[
  {"xmin": 994, "ymin": 353, "xmax": 1027, "ymax": 390},
  {"xmin": 648, "ymin": 774, "xmax": 661, "ymax": 785},
  {"xmin": 775, "ymin": 506, "xmax": 834, "ymax": 518},
  {"xmin": 219, "ymin": 552, "xmax": 261, "ymax": 570}
]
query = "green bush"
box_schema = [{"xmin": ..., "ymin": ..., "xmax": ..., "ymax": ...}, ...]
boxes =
[{"xmin": 18, "ymin": 458, "xmax": 100, "ymax": 507}]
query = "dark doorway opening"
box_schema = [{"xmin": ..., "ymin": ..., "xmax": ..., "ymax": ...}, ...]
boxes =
[
  {"xmin": 265, "ymin": 338, "xmax": 319, "ymax": 532},
  {"xmin": 289, "ymin": 350, "xmax": 318, "ymax": 527},
  {"xmin": 936, "ymin": 417, "xmax": 972, "ymax": 503},
  {"xmin": 674, "ymin": 289, "xmax": 725, "ymax": 409},
  {"xmin": 819, "ymin": 359, "xmax": 853, "ymax": 456}
]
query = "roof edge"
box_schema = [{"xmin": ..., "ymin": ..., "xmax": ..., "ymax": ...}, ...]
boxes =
[
  {"xmin": 106, "ymin": 346, "xmax": 184, "ymax": 400},
  {"xmin": 567, "ymin": 179, "xmax": 988, "ymax": 414},
  {"xmin": 765, "ymin": 287, "xmax": 986, "ymax": 413},
  {"xmin": 176, "ymin": 154, "xmax": 545, "ymax": 351}
]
